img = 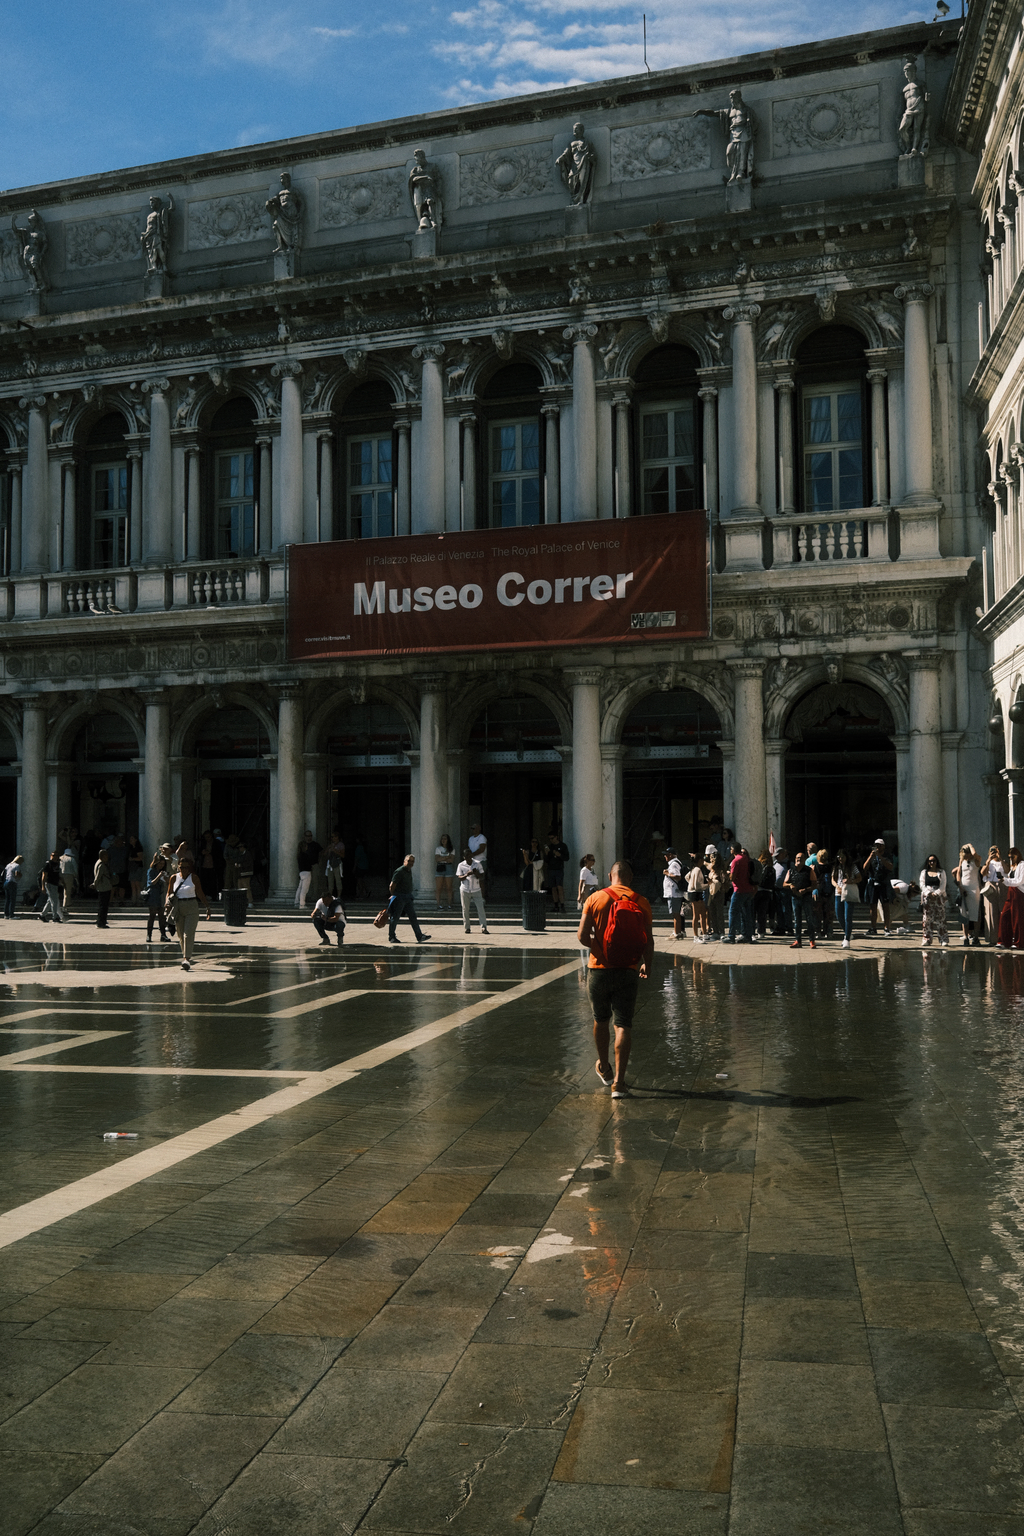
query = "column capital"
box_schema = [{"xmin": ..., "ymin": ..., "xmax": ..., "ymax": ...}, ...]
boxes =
[
  {"xmin": 894, "ymin": 283, "xmax": 934, "ymax": 305},
  {"xmin": 600, "ymin": 744, "xmax": 628, "ymax": 763},
  {"xmin": 19, "ymin": 393, "xmax": 47, "ymax": 411},
  {"xmin": 726, "ymin": 658, "xmax": 765, "ymax": 679},
  {"xmin": 138, "ymin": 687, "xmax": 169, "ymax": 706},
  {"xmin": 773, "ymin": 376, "xmax": 795, "ymax": 396},
  {"xmin": 611, "ymin": 389, "xmax": 633, "ymax": 409},
  {"xmin": 866, "ymin": 367, "xmax": 889, "ymax": 384},
  {"xmin": 540, "ymin": 400, "xmax": 561, "ymax": 418},
  {"xmin": 458, "ymin": 411, "xmax": 477, "ymax": 428},
  {"xmin": 393, "ymin": 412, "xmax": 412, "ymax": 434},
  {"xmin": 274, "ymin": 681, "xmax": 303, "ymax": 701},
  {"xmin": 141, "ymin": 377, "xmax": 171, "ymax": 395},
  {"xmin": 565, "ymin": 667, "xmax": 603, "ymax": 688},
  {"xmin": 412, "ymin": 342, "xmax": 445, "ymax": 362},
  {"xmin": 1001, "ymin": 767, "xmax": 1024, "ymax": 787},
  {"xmin": 255, "ymin": 431, "xmax": 274, "ymax": 448},
  {"xmin": 271, "ymin": 359, "xmax": 303, "ymax": 379},
  {"xmin": 20, "ymin": 694, "xmax": 47, "ymax": 713},
  {"xmin": 904, "ymin": 651, "xmax": 942, "ymax": 673},
  {"xmin": 940, "ymin": 731, "xmax": 964, "ymax": 750},
  {"xmin": 722, "ymin": 302, "xmax": 761, "ymax": 323},
  {"xmin": 563, "ymin": 323, "xmax": 598, "ymax": 344},
  {"xmin": 415, "ymin": 673, "xmax": 447, "ymax": 694},
  {"xmin": 697, "ymin": 384, "xmax": 719, "ymax": 402}
]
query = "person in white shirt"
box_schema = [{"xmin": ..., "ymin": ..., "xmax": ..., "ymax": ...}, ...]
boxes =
[
  {"xmin": 311, "ymin": 893, "xmax": 346, "ymax": 946},
  {"xmin": 3, "ymin": 854, "xmax": 22, "ymax": 920},
  {"xmin": 164, "ymin": 856, "xmax": 211, "ymax": 970},
  {"xmin": 456, "ymin": 849, "xmax": 488, "ymax": 934},
  {"xmin": 468, "ymin": 824, "xmax": 487, "ymax": 896},
  {"xmin": 662, "ymin": 847, "xmax": 686, "ymax": 940},
  {"xmin": 997, "ymin": 846, "xmax": 1024, "ymax": 949},
  {"xmin": 686, "ymin": 856, "xmax": 709, "ymax": 940}
]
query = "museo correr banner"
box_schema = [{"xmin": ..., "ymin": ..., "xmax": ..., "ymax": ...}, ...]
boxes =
[{"xmin": 286, "ymin": 512, "xmax": 708, "ymax": 662}]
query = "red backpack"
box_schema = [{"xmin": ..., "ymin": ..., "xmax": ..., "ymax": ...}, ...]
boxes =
[{"xmin": 603, "ymin": 890, "xmax": 650, "ymax": 968}]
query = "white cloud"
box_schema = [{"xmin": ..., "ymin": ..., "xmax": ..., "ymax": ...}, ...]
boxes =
[{"xmin": 312, "ymin": 25, "xmax": 356, "ymax": 38}]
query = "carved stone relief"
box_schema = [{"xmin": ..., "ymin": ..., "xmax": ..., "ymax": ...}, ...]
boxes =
[
  {"xmin": 459, "ymin": 145, "xmax": 553, "ymax": 205},
  {"xmin": 189, "ymin": 193, "xmax": 269, "ymax": 249},
  {"xmin": 609, "ymin": 117, "xmax": 711, "ymax": 180},
  {"xmin": 771, "ymin": 86, "xmax": 880, "ymax": 157},
  {"xmin": 320, "ymin": 168, "xmax": 406, "ymax": 228},
  {"xmin": 65, "ymin": 213, "xmax": 140, "ymax": 269}
]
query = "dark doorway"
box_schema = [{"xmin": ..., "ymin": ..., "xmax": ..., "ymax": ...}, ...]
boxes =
[
  {"xmin": 621, "ymin": 688, "xmax": 723, "ymax": 899},
  {"xmin": 784, "ymin": 681, "xmax": 897, "ymax": 857}
]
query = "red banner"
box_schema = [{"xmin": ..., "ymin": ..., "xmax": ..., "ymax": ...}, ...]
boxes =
[{"xmin": 286, "ymin": 512, "xmax": 708, "ymax": 662}]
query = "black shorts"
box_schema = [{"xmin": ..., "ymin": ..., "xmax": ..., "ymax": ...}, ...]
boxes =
[{"xmin": 587, "ymin": 967, "xmax": 640, "ymax": 1028}]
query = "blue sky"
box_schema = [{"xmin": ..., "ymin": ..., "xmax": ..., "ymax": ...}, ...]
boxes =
[{"xmin": 1, "ymin": 0, "xmax": 939, "ymax": 190}]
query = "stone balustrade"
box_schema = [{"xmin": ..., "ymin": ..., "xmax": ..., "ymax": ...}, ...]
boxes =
[
  {"xmin": 771, "ymin": 508, "xmax": 892, "ymax": 566},
  {"xmin": 0, "ymin": 556, "xmax": 281, "ymax": 621}
]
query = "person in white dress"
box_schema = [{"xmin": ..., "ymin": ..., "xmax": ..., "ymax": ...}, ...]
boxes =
[{"xmin": 953, "ymin": 843, "xmax": 982, "ymax": 948}]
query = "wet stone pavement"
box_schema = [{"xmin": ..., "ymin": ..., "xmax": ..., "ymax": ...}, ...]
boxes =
[{"xmin": 0, "ymin": 940, "xmax": 1022, "ymax": 1534}]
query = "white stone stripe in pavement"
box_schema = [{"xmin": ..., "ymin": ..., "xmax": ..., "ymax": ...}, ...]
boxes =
[{"xmin": 0, "ymin": 959, "xmax": 579, "ymax": 1251}]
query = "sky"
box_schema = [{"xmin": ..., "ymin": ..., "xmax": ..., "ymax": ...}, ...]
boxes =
[{"xmin": 0, "ymin": 0, "xmax": 940, "ymax": 191}]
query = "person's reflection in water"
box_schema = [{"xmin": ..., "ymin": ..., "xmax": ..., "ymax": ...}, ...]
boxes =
[
  {"xmin": 458, "ymin": 947, "xmax": 487, "ymax": 989},
  {"xmin": 997, "ymin": 953, "xmax": 1024, "ymax": 994}
]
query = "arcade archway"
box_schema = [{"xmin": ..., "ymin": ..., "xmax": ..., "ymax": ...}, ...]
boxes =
[
  {"xmin": 621, "ymin": 688, "xmax": 723, "ymax": 894},
  {"xmin": 468, "ymin": 694, "xmax": 564, "ymax": 898},
  {"xmin": 326, "ymin": 701, "xmax": 412, "ymax": 894},
  {"xmin": 783, "ymin": 680, "xmax": 897, "ymax": 856}
]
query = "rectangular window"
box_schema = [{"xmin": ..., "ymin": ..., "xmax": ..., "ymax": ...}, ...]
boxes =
[
  {"xmin": 348, "ymin": 435, "xmax": 393, "ymax": 539},
  {"xmin": 639, "ymin": 402, "xmax": 697, "ymax": 515},
  {"xmin": 802, "ymin": 385, "xmax": 864, "ymax": 512},
  {"xmin": 215, "ymin": 451, "xmax": 255, "ymax": 557},
  {"xmin": 489, "ymin": 420, "xmax": 540, "ymax": 528},
  {"xmin": 92, "ymin": 462, "xmax": 128, "ymax": 569}
]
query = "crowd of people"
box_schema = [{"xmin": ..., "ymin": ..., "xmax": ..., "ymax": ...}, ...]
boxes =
[{"xmin": 655, "ymin": 834, "xmax": 1024, "ymax": 950}]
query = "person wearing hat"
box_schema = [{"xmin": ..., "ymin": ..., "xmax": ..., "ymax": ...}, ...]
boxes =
[
  {"xmin": 662, "ymin": 846, "xmax": 686, "ymax": 939},
  {"xmin": 862, "ymin": 838, "xmax": 894, "ymax": 937}
]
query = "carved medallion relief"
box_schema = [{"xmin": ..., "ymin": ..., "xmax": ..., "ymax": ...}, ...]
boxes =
[
  {"xmin": 771, "ymin": 86, "xmax": 880, "ymax": 157},
  {"xmin": 459, "ymin": 145, "xmax": 553, "ymax": 205},
  {"xmin": 319, "ymin": 168, "xmax": 406, "ymax": 228},
  {"xmin": 188, "ymin": 193, "xmax": 269, "ymax": 250},
  {"xmin": 609, "ymin": 117, "xmax": 711, "ymax": 180},
  {"xmin": 65, "ymin": 213, "xmax": 141, "ymax": 268}
]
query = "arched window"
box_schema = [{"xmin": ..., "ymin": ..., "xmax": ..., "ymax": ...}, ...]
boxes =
[
  {"xmin": 207, "ymin": 397, "xmax": 257, "ymax": 558},
  {"xmin": 482, "ymin": 364, "xmax": 542, "ymax": 528},
  {"xmin": 342, "ymin": 381, "xmax": 395, "ymax": 540},
  {"xmin": 795, "ymin": 326, "xmax": 869, "ymax": 515},
  {"xmin": 85, "ymin": 412, "xmax": 130, "ymax": 569},
  {"xmin": 634, "ymin": 345, "xmax": 701, "ymax": 515}
]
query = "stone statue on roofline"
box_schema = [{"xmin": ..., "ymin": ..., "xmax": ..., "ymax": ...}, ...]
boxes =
[
  {"xmin": 266, "ymin": 173, "xmax": 303, "ymax": 273},
  {"xmin": 692, "ymin": 90, "xmax": 755, "ymax": 182},
  {"xmin": 141, "ymin": 195, "xmax": 174, "ymax": 275},
  {"xmin": 408, "ymin": 150, "xmax": 443, "ymax": 231},
  {"xmin": 12, "ymin": 209, "xmax": 49, "ymax": 292},
  {"xmin": 556, "ymin": 122, "xmax": 596, "ymax": 206},
  {"xmin": 898, "ymin": 57, "xmax": 930, "ymax": 157}
]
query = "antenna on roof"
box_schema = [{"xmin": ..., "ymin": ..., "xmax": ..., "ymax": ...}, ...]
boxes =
[{"xmin": 643, "ymin": 13, "xmax": 651, "ymax": 74}]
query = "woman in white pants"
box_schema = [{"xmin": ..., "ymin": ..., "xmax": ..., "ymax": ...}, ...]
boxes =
[
  {"xmin": 165, "ymin": 857, "xmax": 211, "ymax": 971},
  {"xmin": 456, "ymin": 849, "xmax": 488, "ymax": 934}
]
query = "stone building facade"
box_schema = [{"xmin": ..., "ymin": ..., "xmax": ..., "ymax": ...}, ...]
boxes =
[
  {"xmin": 0, "ymin": 20, "xmax": 991, "ymax": 896},
  {"xmin": 951, "ymin": 0, "xmax": 1024, "ymax": 853}
]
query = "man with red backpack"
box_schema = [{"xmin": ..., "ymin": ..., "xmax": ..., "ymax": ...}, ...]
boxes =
[{"xmin": 577, "ymin": 859, "xmax": 654, "ymax": 1099}]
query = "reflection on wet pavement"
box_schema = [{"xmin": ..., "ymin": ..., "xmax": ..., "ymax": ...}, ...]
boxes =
[{"xmin": 0, "ymin": 942, "xmax": 1022, "ymax": 1532}]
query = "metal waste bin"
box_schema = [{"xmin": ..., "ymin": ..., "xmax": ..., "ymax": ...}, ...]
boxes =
[
  {"xmin": 223, "ymin": 888, "xmax": 248, "ymax": 928},
  {"xmin": 521, "ymin": 890, "xmax": 546, "ymax": 932}
]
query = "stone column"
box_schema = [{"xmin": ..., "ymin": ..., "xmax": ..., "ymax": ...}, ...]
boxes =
[
  {"xmin": 18, "ymin": 697, "xmax": 48, "ymax": 881},
  {"xmin": 728, "ymin": 660, "xmax": 767, "ymax": 851},
  {"xmin": 256, "ymin": 434, "xmax": 273, "ymax": 553},
  {"xmin": 460, "ymin": 414, "xmax": 477, "ymax": 530},
  {"xmin": 46, "ymin": 760, "xmax": 74, "ymax": 853},
  {"xmin": 906, "ymin": 652, "xmax": 944, "ymax": 884},
  {"xmin": 983, "ymin": 770, "xmax": 1009, "ymax": 852},
  {"xmin": 318, "ymin": 430, "xmax": 334, "ymax": 542},
  {"xmin": 413, "ymin": 344, "xmax": 445, "ymax": 534},
  {"xmin": 417, "ymin": 675, "xmax": 447, "ymax": 898},
  {"xmin": 867, "ymin": 368, "xmax": 889, "ymax": 505},
  {"xmin": 9, "ymin": 457, "xmax": 22, "ymax": 575},
  {"xmin": 273, "ymin": 361, "xmax": 304, "ymax": 548},
  {"xmin": 774, "ymin": 373, "xmax": 796, "ymax": 515},
  {"xmin": 941, "ymin": 729, "xmax": 962, "ymax": 874},
  {"xmin": 600, "ymin": 744, "xmax": 626, "ymax": 878},
  {"xmin": 895, "ymin": 284, "xmax": 935, "ymax": 505},
  {"xmin": 185, "ymin": 443, "xmax": 202, "ymax": 560},
  {"xmin": 565, "ymin": 323, "xmax": 598, "ymax": 521},
  {"xmin": 722, "ymin": 302, "xmax": 761, "ymax": 514},
  {"xmin": 699, "ymin": 385, "xmax": 719, "ymax": 522},
  {"xmin": 141, "ymin": 690, "xmax": 171, "ymax": 857},
  {"xmin": 556, "ymin": 745, "xmax": 573, "ymax": 870},
  {"xmin": 764, "ymin": 736, "xmax": 789, "ymax": 851},
  {"xmin": 59, "ymin": 456, "xmax": 77, "ymax": 570},
  {"xmin": 126, "ymin": 442, "xmax": 143, "ymax": 566},
  {"xmin": 143, "ymin": 379, "xmax": 173, "ymax": 564},
  {"xmin": 20, "ymin": 395, "xmax": 48, "ymax": 574},
  {"xmin": 568, "ymin": 669, "xmax": 603, "ymax": 875},
  {"xmin": 612, "ymin": 391, "xmax": 632, "ymax": 519},
  {"xmin": 542, "ymin": 402, "xmax": 560, "ymax": 523},
  {"xmin": 719, "ymin": 739, "xmax": 735, "ymax": 833},
  {"xmin": 395, "ymin": 413, "xmax": 411, "ymax": 537},
  {"xmin": 1003, "ymin": 768, "xmax": 1024, "ymax": 851},
  {"xmin": 274, "ymin": 684, "xmax": 304, "ymax": 898}
]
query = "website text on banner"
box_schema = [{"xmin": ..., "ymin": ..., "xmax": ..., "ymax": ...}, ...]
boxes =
[{"xmin": 287, "ymin": 513, "xmax": 709, "ymax": 661}]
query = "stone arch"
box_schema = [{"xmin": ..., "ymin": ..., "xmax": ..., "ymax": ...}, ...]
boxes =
[
  {"xmin": 47, "ymin": 696, "xmax": 142, "ymax": 761},
  {"xmin": 305, "ymin": 682, "xmax": 419, "ymax": 754},
  {"xmin": 60, "ymin": 392, "xmax": 144, "ymax": 447},
  {"xmin": 324, "ymin": 358, "xmax": 408, "ymax": 413},
  {"xmin": 171, "ymin": 689, "xmax": 278, "ymax": 758},
  {"xmin": 461, "ymin": 343, "xmax": 550, "ymax": 398},
  {"xmin": 617, "ymin": 320, "xmax": 712, "ymax": 379},
  {"xmin": 0, "ymin": 703, "xmax": 22, "ymax": 756},
  {"xmin": 449, "ymin": 676, "xmax": 571, "ymax": 749},
  {"xmin": 762, "ymin": 658, "xmax": 909, "ymax": 739},
  {"xmin": 195, "ymin": 385, "xmax": 265, "ymax": 433},
  {"xmin": 788, "ymin": 310, "xmax": 874, "ymax": 361},
  {"xmin": 601, "ymin": 672, "xmax": 734, "ymax": 745},
  {"xmin": 0, "ymin": 410, "xmax": 22, "ymax": 453}
]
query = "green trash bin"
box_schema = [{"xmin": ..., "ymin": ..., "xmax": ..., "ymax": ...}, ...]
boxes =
[
  {"xmin": 521, "ymin": 890, "xmax": 546, "ymax": 932},
  {"xmin": 223, "ymin": 888, "xmax": 248, "ymax": 928}
]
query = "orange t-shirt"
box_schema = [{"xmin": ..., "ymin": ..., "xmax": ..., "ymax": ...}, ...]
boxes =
[{"xmin": 583, "ymin": 884, "xmax": 654, "ymax": 969}]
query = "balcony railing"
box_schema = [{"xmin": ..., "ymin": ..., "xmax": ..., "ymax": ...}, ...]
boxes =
[
  {"xmin": 0, "ymin": 556, "xmax": 283, "ymax": 622},
  {"xmin": 772, "ymin": 508, "xmax": 893, "ymax": 565}
]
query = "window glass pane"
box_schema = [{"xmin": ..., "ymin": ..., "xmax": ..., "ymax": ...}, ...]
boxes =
[
  {"xmin": 376, "ymin": 439, "xmax": 392, "ymax": 484},
  {"xmin": 493, "ymin": 425, "xmax": 517, "ymax": 473},
  {"xmin": 671, "ymin": 407, "xmax": 694, "ymax": 460},
  {"xmin": 643, "ymin": 467, "xmax": 670, "ymax": 517},
  {"xmin": 521, "ymin": 422, "xmax": 540, "ymax": 471},
  {"xmin": 493, "ymin": 479, "xmax": 518, "ymax": 528},
  {"xmin": 242, "ymin": 454, "xmax": 254, "ymax": 499},
  {"xmin": 837, "ymin": 449, "xmax": 862, "ymax": 510},
  {"xmin": 643, "ymin": 413, "xmax": 669, "ymax": 460},
  {"xmin": 94, "ymin": 518, "xmax": 114, "ymax": 567},
  {"xmin": 673, "ymin": 463, "xmax": 696, "ymax": 511},
  {"xmin": 350, "ymin": 441, "xmax": 373, "ymax": 486},
  {"xmin": 376, "ymin": 491, "xmax": 393, "ymax": 538},
  {"xmin": 806, "ymin": 452, "xmax": 833, "ymax": 512},
  {"xmin": 521, "ymin": 479, "xmax": 540, "ymax": 526},
  {"xmin": 94, "ymin": 471, "xmax": 111, "ymax": 513},
  {"xmin": 836, "ymin": 393, "xmax": 861, "ymax": 443},
  {"xmin": 806, "ymin": 396, "xmax": 832, "ymax": 444}
]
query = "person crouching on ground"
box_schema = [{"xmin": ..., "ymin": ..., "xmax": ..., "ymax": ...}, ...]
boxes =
[
  {"xmin": 165, "ymin": 855, "xmax": 211, "ymax": 971},
  {"xmin": 456, "ymin": 847, "xmax": 488, "ymax": 934},
  {"xmin": 312, "ymin": 891, "xmax": 345, "ymax": 946},
  {"xmin": 578, "ymin": 859, "xmax": 654, "ymax": 1100}
]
